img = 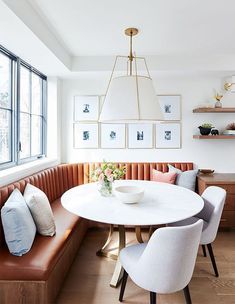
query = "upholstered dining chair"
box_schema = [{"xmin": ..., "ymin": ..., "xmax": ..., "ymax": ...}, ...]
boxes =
[
  {"xmin": 170, "ymin": 186, "xmax": 226, "ymax": 277},
  {"xmin": 119, "ymin": 220, "xmax": 203, "ymax": 304}
]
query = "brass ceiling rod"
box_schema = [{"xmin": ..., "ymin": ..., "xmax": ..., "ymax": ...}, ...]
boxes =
[{"xmin": 125, "ymin": 28, "xmax": 138, "ymax": 76}]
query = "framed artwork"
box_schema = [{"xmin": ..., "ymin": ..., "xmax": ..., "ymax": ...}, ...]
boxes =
[
  {"xmin": 155, "ymin": 122, "xmax": 181, "ymax": 149},
  {"xmin": 101, "ymin": 124, "xmax": 126, "ymax": 149},
  {"xmin": 128, "ymin": 124, "xmax": 153, "ymax": 149},
  {"xmin": 74, "ymin": 95, "xmax": 99, "ymax": 121},
  {"xmin": 158, "ymin": 95, "xmax": 181, "ymax": 120},
  {"xmin": 74, "ymin": 123, "xmax": 99, "ymax": 148}
]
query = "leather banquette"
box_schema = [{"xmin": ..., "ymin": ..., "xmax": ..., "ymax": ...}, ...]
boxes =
[{"xmin": 0, "ymin": 162, "xmax": 193, "ymax": 303}]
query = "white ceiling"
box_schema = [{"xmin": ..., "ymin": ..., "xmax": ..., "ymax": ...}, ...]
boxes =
[
  {"xmin": 1, "ymin": 0, "xmax": 235, "ymax": 76},
  {"xmin": 27, "ymin": 0, "xmax": 235, "ymax": 56}
]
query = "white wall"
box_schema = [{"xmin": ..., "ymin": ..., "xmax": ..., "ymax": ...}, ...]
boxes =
[
  {"xmin": 61, "ymin": 72, "xmax": 235, "ymax": 172},
  {"xmin": 47, "ymin": 77, "xmax": 62, "ymax": 161}
]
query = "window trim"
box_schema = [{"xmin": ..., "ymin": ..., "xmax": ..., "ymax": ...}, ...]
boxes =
[{"xmin": 0, "ymin": 44, "xmax": 47, "ymax": 170}]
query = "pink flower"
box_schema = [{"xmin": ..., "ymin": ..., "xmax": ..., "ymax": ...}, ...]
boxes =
[
  {"xmin": 98, "ymin": 173, "xmax": 104, "ymax": 183},
  {"xmin": 105, "ymin": 168, "xmax": 112, "ymax": 177},
  {"xmin": 96, "ymin": 168, "xmax": 102, "ymax": 176},
  {"xmin": 107, "ymin": 174, "xmax": 114, "ymax": 182}
]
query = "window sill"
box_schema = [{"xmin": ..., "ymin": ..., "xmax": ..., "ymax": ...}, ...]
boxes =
[{"xmin": 0, "ymin": 158, "xmax": 60, "ymax": 187}]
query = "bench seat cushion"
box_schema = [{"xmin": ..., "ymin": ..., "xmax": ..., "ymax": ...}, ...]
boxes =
[{"xmin": 0, "ymin": 198, "xmax": 82, "ymax": 281}]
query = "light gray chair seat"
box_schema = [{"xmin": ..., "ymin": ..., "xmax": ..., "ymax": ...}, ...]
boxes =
[{"xmin": 171, "ymin": 216, "xmax": 209, "ymax": 231}]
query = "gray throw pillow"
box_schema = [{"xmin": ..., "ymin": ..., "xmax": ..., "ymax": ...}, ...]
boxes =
[
  {"xmin": 1, "ymin": 188, "xmax": 36, "ymax": 256},
  {"xmin": 168, "ymin": 164, "xmax": 198, "ymax": 191}
]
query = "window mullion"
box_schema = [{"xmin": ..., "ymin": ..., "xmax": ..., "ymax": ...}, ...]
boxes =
[
  {"xmin": 30, "ymin": 70, "xmax": 32, "ymax": 158},
  {"xmin": 42, "ymin": 79, "xmax": 47, "ymax": 156},
  {"xmin": 16, "ymin": 58, "xmax": 21, "ymax": 165},
  {"xmin": 11, "ymin": 57, "xmax": 16, "ymax": 165}
]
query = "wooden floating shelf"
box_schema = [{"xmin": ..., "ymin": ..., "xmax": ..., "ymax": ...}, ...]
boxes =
[
  {"xmin": 193, "ymin": 135, "xmax": 235, "ymax": 139},
  {"xmin": 193, "ymin": 107, "xmax": 235, "ymax": 113}
]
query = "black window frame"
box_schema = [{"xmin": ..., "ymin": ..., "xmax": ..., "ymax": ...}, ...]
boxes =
[{"xmin": 0, "ymin": 44, "xmax": 47, "ymax": 170}]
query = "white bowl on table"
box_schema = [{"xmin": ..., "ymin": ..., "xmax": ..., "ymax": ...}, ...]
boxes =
[{"xmin": 114, "ymin": 185, "xmax": 144, "ymax": 204}]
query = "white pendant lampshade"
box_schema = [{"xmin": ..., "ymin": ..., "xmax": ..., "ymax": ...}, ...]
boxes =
[
  {"xmin": 99, "ymin": 75, "xmax": 163, "ymax": 121},
  {"xmin": 99, "ymin": 28, "xmax": 163, "ymax": 122}
]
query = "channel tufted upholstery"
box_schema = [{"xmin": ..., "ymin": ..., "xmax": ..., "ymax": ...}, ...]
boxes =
[
  {"xmin": 0, "ymin": 162, "xmax": 193, "ymax": 304},
  {"xmin": 84, "ymin": 162, "xmax": 193, "ymax": 183}
]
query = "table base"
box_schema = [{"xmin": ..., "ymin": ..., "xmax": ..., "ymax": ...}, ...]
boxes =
[
  {"xmin": 96, "ymin": 225, "xmax": 152, "ymax": 287},
  {"xmin": 96, "ymin": 225, "xmax": 118, "ymax": 260}
]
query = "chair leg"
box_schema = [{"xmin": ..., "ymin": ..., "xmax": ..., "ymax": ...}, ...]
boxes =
[
  {"xmin": 207, "ymin": 243, "xmax": 219, "ymax": 277},
  {"xmin": 183, "ymin": 285, "xmax": 192, "ymax": 304},
  {"xmin": 202, "ymin": 245, "xmax": 207, "ymax": 257},
  {"xmin": 119, "ymin": 270, "xmax": 128, "ymax": 302},
  {"xmin": 150, "ymin": 292, "xmax": 157, "ymax": 304}
]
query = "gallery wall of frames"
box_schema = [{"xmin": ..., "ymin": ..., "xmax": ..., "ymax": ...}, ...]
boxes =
[{"xmin": 73, "ymin": 95, "xmax": 182, "ymax": 149}]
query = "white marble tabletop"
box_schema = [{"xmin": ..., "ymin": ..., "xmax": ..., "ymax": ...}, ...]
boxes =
[{"xmin": 61, "ymin": 180, "xmax": 204, "ymax": 226}]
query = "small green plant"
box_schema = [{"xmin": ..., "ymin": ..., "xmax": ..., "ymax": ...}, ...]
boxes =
[{"xmin": 201, "ymin": 123, "xmax": 213, "ymax": 129}]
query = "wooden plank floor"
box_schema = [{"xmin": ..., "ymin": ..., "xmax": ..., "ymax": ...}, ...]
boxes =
[{"xmin": 56, "ymin": 228, "xmax": 235, "ymax": 304}]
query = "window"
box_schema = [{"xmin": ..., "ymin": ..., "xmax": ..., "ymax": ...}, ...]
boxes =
[{"xmin": 0, "ymin": 45, "xmax": 47, "ymax": 169}]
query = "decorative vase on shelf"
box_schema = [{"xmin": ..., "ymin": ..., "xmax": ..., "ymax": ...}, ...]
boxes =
[
  {"xmin": 98, "ymin": 181, "xmax": 113, "ymax": 197},
  {"xmin": 214, "ymin": 92, "xmax": 223, "ymax": 108},
  {"xmin": 198, "ymin": 126, "xmax": 212, "ymax": 135},
  {"xmin": 215, "ymin": 100, "xmax": 222, "ymax": 108}
]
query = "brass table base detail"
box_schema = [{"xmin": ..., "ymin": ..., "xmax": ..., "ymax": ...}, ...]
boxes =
[{"xmin": 96, "ymin": 225, "xmax": 118, "ymax": 260}]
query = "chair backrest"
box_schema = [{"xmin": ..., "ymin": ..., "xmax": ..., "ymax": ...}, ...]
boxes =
[
  {"xmin": 197, "ymin": 186, "xmax": 226, "ymax": 244},
  {"xmin": 130, "ymin": 220, "xmax": 203, "ymax": 294}
]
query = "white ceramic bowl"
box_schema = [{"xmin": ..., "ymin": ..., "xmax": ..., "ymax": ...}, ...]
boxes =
[{"xmin": 114, "ymin": 185, "xmax": 144, "ymax": 204}]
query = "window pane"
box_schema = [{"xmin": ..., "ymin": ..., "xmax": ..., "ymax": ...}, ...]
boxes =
[
  {"xmin": 31, "ymin": 115, "xmax": 42, "ymax": 156},
  {"xmin": 0, "ymin": 109, "xmax": 11, "ymax": 163},
  {"xmin": 0, "ymin": 53, "xmax": 11, "ymax": 109},
  {"xmin": 20, "ymin": 113, "xmax": 30, "ymax": 159},
  {"xmin": 20, "ymin": 66, "xmax": 30, "ymax": 113},
  {"xmin": 32, "ymin": 73, "xmax": 41, "ymax": 115}
]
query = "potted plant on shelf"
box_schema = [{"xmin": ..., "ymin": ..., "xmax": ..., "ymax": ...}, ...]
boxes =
[
  {"xmin": 198, "ymin": 123, "xmax": 213, "ymax": 135},
  {"xmin": 223, "ymin": 123, "xmax": 235, "ymax": 136}
]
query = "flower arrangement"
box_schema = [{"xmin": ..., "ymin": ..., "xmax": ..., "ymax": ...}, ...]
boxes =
[{"xmin": 91, "ymin": 161, "xmax": 126, "ymax": 196}]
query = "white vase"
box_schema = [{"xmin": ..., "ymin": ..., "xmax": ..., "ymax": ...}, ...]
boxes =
[
  {"xmin": 98, "ymin": 181, "xmax": 113, "ymax": 197},
  {"xmin": 215, "ymin": 100, "xmax": 222, "ymax": 108}
]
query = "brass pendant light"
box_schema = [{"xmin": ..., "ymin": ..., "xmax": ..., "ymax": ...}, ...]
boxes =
[{"xmin": 99, "ymin": 28, "xmax": 163, "ymax": 122}]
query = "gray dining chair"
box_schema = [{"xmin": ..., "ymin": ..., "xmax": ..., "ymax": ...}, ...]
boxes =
[
  {"xmin": 119, "ymin": 220, "xmax": 203, "ymax": 304},
  {"xmin": 170, "ymin": 186, "xmax": 226, "ymax": 277}
]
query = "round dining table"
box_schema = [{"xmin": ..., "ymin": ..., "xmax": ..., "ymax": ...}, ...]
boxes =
[{"xmin": 61, "ymin": 180, "xmax": 204, "ymax": 287}]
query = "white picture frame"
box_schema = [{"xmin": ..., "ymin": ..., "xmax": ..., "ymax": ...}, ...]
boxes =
[
  {"xmin": 155, "ymin": 122, "xmax": 181, "ymax": 149},
  {"xmin": 101, "ymin": 124, "xmax": 126, "ymax": 149},
  {"xmin": 74, "ymin": 95, "xmax": 99, "ymax": 121},
  {"xmin": 158, "ymin": 95, "xmax": 181, "ymax": 120},
  {"xmin": 128, "ymin": 124, "xmax": 153, "ymax": 149},
  {"xmin": 74, "ymin": 123, "xmax": 99, "ymax": 148}
]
